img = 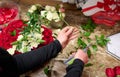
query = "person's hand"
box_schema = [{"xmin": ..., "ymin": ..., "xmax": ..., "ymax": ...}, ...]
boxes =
[
  {"xmin": 74, "ymin": 49, "xmax": 88, "ymax": 64},
  {"xmin": 57, "ymin": 26, "xmax": 79, "ymax": 49}
]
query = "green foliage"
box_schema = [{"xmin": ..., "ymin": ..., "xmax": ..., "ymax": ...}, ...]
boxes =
[
  {"xmin": 95, "ymin": 35, "xmax": 110, "ymax": 47},
  {"xmin": 11, "ymin": 30, "xmax": 16, "ymax": 36},
  {"xmin": 92, "ymin": 45, "xmax": 98, "ymax": 51},
  {"xmin": 85, "ymin": 63, "xmax": 93, "ymax": 67},
  {"xmin": 44, "ymin": 67, "xmax": 50, "ymax": 76},
  {"xmin": 77, "ymin": 37, "xmax": 91, "ymax": 58},
  {"xmin": 81, "ymin": 19, "xmax": 96, "ymax": 32},
  {"xmin": 87, "ymin": 50, "xmax": 91, "ymax": 58},
  {"xmin": 77, "ymin": 37, "xmax": 87, "ymax": 49},
  {"xmin": 84, "ymin": 32, "xmax": 91, "ymax": 37}
]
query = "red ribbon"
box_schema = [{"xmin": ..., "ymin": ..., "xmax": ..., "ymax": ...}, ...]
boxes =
[{"xmin": 82, "ymin": 0, "xmax": 116, "ymax": 12}]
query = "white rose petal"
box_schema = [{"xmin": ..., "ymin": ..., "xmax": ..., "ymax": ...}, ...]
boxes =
[
  {"xmin": 46, "ymin": 11, "xmax": 53, "ymax": 21},
  {"xmin": 55, "ymin": 18, "xmax": 60, "ymax": 22},
  {"xmin": 41, "ymin": 11, "xmax": 47, "ymax": 17},
  {"xmin": 31, "ymin": 5, "xmax": 37, "ymax": 11},
  {"xmin": 41, "ymin": 28, "xmax": 44, "ymax": 32},
  {"xmin": 52, "ymin": 12, "xmax": 59, "ymax": 20},
  {"xmin": 17, "ymin": 35, "xmax": 23, "ymax": 41},
  {"xmin": 31, "ymin": 42, "xmax": 39, "ymax": 48},
  {"xmin": 34, "ymin": 33, "xmax": 43, "ymax": 39},
  {"xmin": 45, "ymin": 5, "xmax": 51, "ymax": 11},
  {"xmin": 50, "ymin": 6, "xmax": 56, "ymax": 12},
  {"xmin": 22, "ymin": 41, "xmax": 28, "ymax": 46},
  {"xmin": 62, "ymin": 13, "xmax": 65, "ymax": 18},
  {"xmin": 7, "ymin": 45, "xmax": 17, "ymax": 55},
  {"xmin": 28, "ymin": 9, "xmax": 34, "ymax": 13}
]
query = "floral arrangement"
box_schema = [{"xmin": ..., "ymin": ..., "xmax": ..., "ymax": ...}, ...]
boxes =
[
  {"xmin": 0, "ymin": 5, "xmax": 54, "ymax": 55},
  {"xmin": 28, "ymin": 4, "xmax": 66, "ymax": 26},
  {"xmin": 106, "ymin": 66, "xmax": 120, "ymax": 77}
]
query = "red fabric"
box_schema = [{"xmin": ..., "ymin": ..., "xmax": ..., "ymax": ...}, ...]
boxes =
[{"xmin": 92, "ymin": 11, "xmax": 120, "ymax": 26}]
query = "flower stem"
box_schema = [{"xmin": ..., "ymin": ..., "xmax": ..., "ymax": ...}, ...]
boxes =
[{"xmin": 62, "ymin": 18, "xmax": 70, "ymax": 26}]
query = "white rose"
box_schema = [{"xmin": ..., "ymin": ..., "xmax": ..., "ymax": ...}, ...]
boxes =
[
  {"xmin": 30, "ymin": 42, "xmax": 39, "ymax": 48},
  {"xmin": 61, "ymin": 13, "xmax": 65, "ymax": 18},
  {"xmin": 34, "ymin": 33, "xmax": 43, "ymax": 39},
  {"xmin": 52, "ymin": 12, "xmax": 59, "ymax": 19},
  {"xmin": 28, "ymin": 9, "xmax": 33, "ymax": 13},
  {"xmin": 7, "ymin": 45, "xmax": 17, "ymax": 55},
  {"xmin": 41, "ymin": 11, "xmax": 47, "ymax": 17},
  {"xmin": 46, "ymin": 11, "xmax": 53, "ymax": 21},
  {"xmin": 41, "ymin": 28, "xmax": 44, "ymax": 32},
  {"xmin": 45, "ymin": 5, "xmax": 51, "ymax": 11},
  {"xmin": 50, "ymin": 6, "xmax": 56, "ymax": 12},
  {"xmin": 27, "ymin": 34, "xmax": 32, "ymax": 38},
  {"xmin": 17, "ymin": 35, "xmax": 23, "ymax": 41},
  {"xmin": 52, "ymin": 12, "xmax": 60, "ymax": 22},
  {"xmin": 22, "ymin": 41, "xmax": 28, "ymax": 46},
  {"xmin": 55, "ymin": 18, "xmax": 61, "ymax": 22},
  {"xmin": 31, "ymin": 5, "xmax": 37, "ymax": 11}
]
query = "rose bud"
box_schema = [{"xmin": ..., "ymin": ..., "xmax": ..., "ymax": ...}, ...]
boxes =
[
  {"xmin": 114, "ymin": 66, "xmax": 120, "ymax": 77},
  {"xmin": 105, "ymin": 68, "xmax": 115, "ymax": 77}
]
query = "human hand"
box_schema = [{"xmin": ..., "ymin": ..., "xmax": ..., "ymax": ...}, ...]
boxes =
[
  {"xmin": 74, "ymin": 49, "xmax": 88, "ymax": 64},
  {"xmin": 57, "ymin": 26, "xmax": 79, "ymax": 48}
]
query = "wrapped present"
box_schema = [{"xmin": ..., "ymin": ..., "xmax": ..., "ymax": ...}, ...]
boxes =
[{"xmin": 82, "ymin": 0, "xmax": 120, "ymax": 16}]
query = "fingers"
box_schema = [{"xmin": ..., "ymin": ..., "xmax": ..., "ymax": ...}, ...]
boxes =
[
  {"xmin": 69, "ymin": 34, "xmax": 79, "ymax": 40},
  {"xmin": 69, "ymin": 28, "xmax": 79, "ymax": 40},
  {"xmin": 61, "ymin": 26, "xmax": 70, "ymax": 32},
  {"xmin": 65, "ymin": 27, "xmax": 74, "ymax": 36}
]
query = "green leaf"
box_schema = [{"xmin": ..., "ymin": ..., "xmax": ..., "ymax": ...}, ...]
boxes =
[
  {"xmin": 95, "ymin": 35, "xmax": 110, "ymax": 47},
  {"xmin": 84, "ymin": 32, "xmax": 91, "ymax": 37},
  {"xmin": 44, "ymin": 67, "xmax": 49, "ymax": 76},
  {"xmin": 99, "ymin": 64, "xmax": 104, "ymax": 67},
  {"xmin": 85, "ymin": 63, "xmax": 93, "ymax": 67},
  {"xmin": 87, "ymin": 38, "xmax": 91, "ymax": 43},
  {"xmin": 81, "ymin": 19, "xmax": 96, "ymax": 32},
  {"xmin": 37, "ymin": 39, "xmax": 45, "ymax": 43},
  {"xmin": 87, "ymin": 50, "xmax": 91, "ymax": 58},
  {"xmin": 92, "ymin": 45, "xmax": 98, "ymax": 51},
  {"xmin": 11, "ymin": 30, "xmax": 16, "ymax": 36},
  {"xmin": 77, "ymin": 37, "xmax": 87, "ymax": 49}
]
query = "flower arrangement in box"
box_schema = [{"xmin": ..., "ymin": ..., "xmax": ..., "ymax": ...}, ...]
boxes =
[
  {"xmin": 28, "ymin": 4, "xmax": 66, "ymax": 28},
  {"xmin": 0, "ymin": 5, "xmax": 54, "ymax": 55}
]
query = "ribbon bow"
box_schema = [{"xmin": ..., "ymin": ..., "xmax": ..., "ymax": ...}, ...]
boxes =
[
  {"xmin": 97, "ymin": 0, "xmax": 115, "ymax": 11},
  {"xmin": 82, "ymin": 0, "xmax": 116, "ymax": 12}
]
